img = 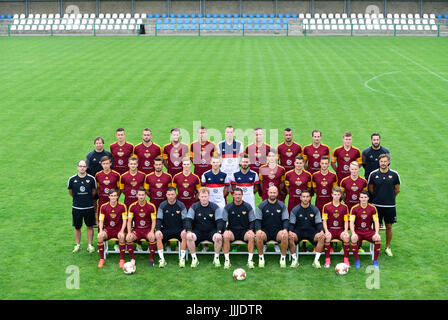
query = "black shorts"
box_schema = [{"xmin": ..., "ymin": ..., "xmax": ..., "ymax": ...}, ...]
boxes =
[
  {"xmin": 72, "ymin": 208, "xmax": 96, "ymax": 229},
  {"xmin": 229, "ymin": 229, "xmax": 248, "ymax": 242},
  {"xmin": 261, "ymin": 228, "xmax": 281, "ymax": 242},
  {"xmin": 160, "ymin": 229, "xmax": 183, "ymax": 244},
  {"xmin": 376, "ymin": 206, "xmax": 397, "ymax": 224},
  {"xmin": 193, "ymin": 229, "xmax": 217, "ymax": 246},
  {"xmin": 295, "ymin": 229, "xmax": 319, "ymax": 243}
]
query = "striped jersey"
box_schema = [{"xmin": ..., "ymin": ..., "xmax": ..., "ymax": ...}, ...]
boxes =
[
  {"xmin": 217, "ymin": 139, "xmax": 244, "ymax": 176},
  {"xmin": 201, "ymin": 169, "xmax": 231, "ymax": 208},
  {"xmin": 230, "ymin": 169, "xmax": 259, "ymax": 212}
]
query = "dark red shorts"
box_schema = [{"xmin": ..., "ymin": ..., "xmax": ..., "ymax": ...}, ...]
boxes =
[
  {"xmin": 328, "ymin": 229, "xmax": 345, "ymax": 240},
  {"xmin": 104, "ymin": 228, "xmax": 121, "ymax": 239},
  {"xmin": 355, "ymin": 230, "xmax": 376, "ymax": 243},
  {"xmin": 132, "ymin": 228, "xmax": 152, "ymax": 240}
]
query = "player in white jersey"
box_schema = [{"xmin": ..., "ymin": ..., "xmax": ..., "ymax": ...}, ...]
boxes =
[
  {"xmin": 217, "ymin": 126, "xmax": 244, "ymax": 177},
  {"xmin": 201, "ymin": 157, "xmax": 231, "ymax": 208},
  {"xmin": 230, "ymin": 154, "xmax": 259, "ymax": 212}
]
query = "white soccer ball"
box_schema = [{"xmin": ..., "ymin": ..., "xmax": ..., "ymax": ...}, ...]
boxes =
[
  {"xmin": 233, "ymin": 268, "xmax": 246, "ymax": 281},
  {"xmin": 123, "ymin": 262, "xmax": 136, "ymax": 274},
  {"xmin": 335, "ymin": 263, "xmax": 349, "ymax": 275}
]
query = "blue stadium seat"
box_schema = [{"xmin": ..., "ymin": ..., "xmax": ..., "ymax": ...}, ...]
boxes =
[
  {"xmin": 163, "ymin": 25, "xmax": 168, "ymax": 30},
  {"xmin": 170, "ymin": 25, "xmax": 175, "ymax": 30},
  {"xmin": 226, "ymin": 13, "xmax": 231, "ymax": 18},
  {"xmin": 191, "ymin": 24, "xmax": 196, "ymax": 30},
  {"xmin": 262, "ymin": 25, "xmax": 267, "ymax": 30},
  {"xmin": 219, "ymin": 18, "xmax": 225, "ymax": 24},
  {"xmin": 213, "ymin": 14, "xmax": 218, "ymax": 18},
  {"xmin": 254, "ymin": 18, "xmax": 259, "ymax": 24},
  {"xmin": 247, "ymin": 19, "xmax": 252, "ymax": 24},
  {"xmin": 249, "ymin": 14, "xmax": 254, "ymax": 18},
  {"xmin": 269, "ymin": 19, "xmax": 274, "ymax": 24},
  {"xmin": 242, "ymin": 14, "xmax": 247, "ymax": 18},
  {"xmin": 148, "ymin": 13, "xmax": 153, "ymax": 18},
  {"xmin": 164, "ymin": 18, "xmax": 169, "ymax": 24},
  {"xmin": 262, "ymin": 13, "xmax": 268, "ymax": 18},
  {"xmin": 198, "ymin": 14, "xmax": 203, "ymax": 18},
  {"xmin": 275, "ymin": 19, "xmax": 281, "ymax": 24},
  {"xmin": 219, "ymin": 24, "xmax": 224, "ymax": 30},
  {"xmin": 436, "ymin": 14, "xmax": 442, "ymax": 19},
  {"xmin": 184, "ymin": 13, "xmax": 189, "ymax": 18},
  {"xmin": 0, "ymin": 14, "xmax": 5, "ymax": 19},
  {"xmin": 234, "ymin": 14, "xmax": 239, "ymax": 18},
  {"xmin": 212, "ymin": 18, "xmax": 217, "ymax": 24},
  {"xmin": 220, "ymin": 13, "xmax": 225, "ymax": 18},
  {"xmin": 191, "ymin": 14, "xmax": 196, "ymax": 19},
  {"xmin": 192, "ymin": 19, "xmax": 197, "ymax": 24},
  {"xmin": 170, "ymin": 14, "xmax": 175, "ymax": 18},
  {"xmin": 155, "ymin": 13, "xmax": 160, "ymax": 18},
  {"xmin": 292, "ymin": 13, "xmax": 298, "ymax": 18},
  {"xmin": 226, "ymin": 19, "xmax": 232, "ymax": 24},
  {"xmin": 445, "ymin": 14, "xmax": 448, "ymax": 19},
  {"xmin": 226, "ymin": 24, "xmax": 231, "ymax": 30},
  {"xmin": 161, "ymin": 13, "xmax": 167, "ymax": 18},
  {"xmin": 275, "ymin": 24, "xmax": 281, "ymax": 30},
  {"xmin": 268, "ymin": 25, "xmax": 274, "ymax": 30},
  {"xmin": 240, "ymin": 19, "xmax": 246, "ymax": 24},
  {"xmin": 254, "ymin": 24, "xmax": 260, "ymax": 30},
  {"xmin": 206, "ymin": 18, "xmax": 211, "ymax": 24},
  {"xmin": 256, "ymin": 13, "xmax": 261, "ymax": 18},
  {"xmin": 283, "ymin": 19, "xmax": 288, "ymax": 24},
  {"xmin": 177, "ymin": 13, "xmax": 182, "ymax": 18},
  {"xmin": 233, "ymin": 24, "xmax": 239, "ymax": 30},
  {"xmin": 285, "ymin": 13, "xmax": 290, "ymax": 18},
  {"xmin": 206, "ymin": 14, "xmax": 211, "ymax": 18},
  {"xmin": 278, "ymin": 14, "xmax": 284, "ymax": 18},
  {"xmin": 261, "ymin": 18, "xmax": 267, "ymax": 24},
  {"xmin": 177, "ymin": 18, "xmax": 183, "ymax": 24},
  {"xmin": 157, "ymin": 19, "xmax": 162, "ymax": 24},
  {"xmin": 156, "ymin": 25, "xmax": 161, "ymax": 30},
  {"xmin": 212, "ymin": 25, "xmax": 217, "ymax": 30},
  {"xmin": 170, "ymin": 18, "xmax": 176, "ymax": 24},
  {"xmin": 246, "ymin": 25, "xmax": 253, "ymax": 30},
  {"xmin": 176, "ymin": 24, "xmax": 182, "ymax": 30},
  {"xmin": 283, "ymin": 24, "xmax": 288, "ymax": 30},
  {"xmin": 270, "ymin": 13, "xmax": 275, "ymax": 18},
  {"xmin": 7, "ymin": 14, "xmax": 12, "ymax": 19},
  {"xmin": 183, "ymin": 24, "xmax": 189, "ymax": 30},
  {"xmin": 198, "ymin": 18, "xmax": 204, "ymax": 24},
  {"xmin": 204, "ymin": 25, "xmax": 210, "ymax": 30}
]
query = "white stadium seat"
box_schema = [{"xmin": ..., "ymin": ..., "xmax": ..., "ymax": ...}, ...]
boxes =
[
  {"xmin": 310, "ymin": 18, "xmax": 316, "ymax": 24},
  {"xmin": 374, "ymin": 24, "xmax": 380, "ymax": 30},
  {"xmin": 31, "ymin": 25, "xmax": 37, "ymax": 31},
  {"xmin": 11, "ymin": 25, "xmax": 17, "ymax": 31},
  {"xmin": 387, "ymin": 13, "xmax": 392, "ymax": 19},
  {"xmin": 73, "ymin": 24, "xmax": 80, "ymax": 30},
  {"xmin": 18, "ymin": 25, "xmax": 24, "ymax": 30},
  {"xmin": 310, "ymin": 25, "xmax": 316, "ymax": 30},
  {"xmin": 388, "ymin": 25, "xmax": 394, "ymax": 30},
  {"xmin": 119, "ymin": 13, "xmax": 125, "ymax": 19},
  {"xmin": 396, "ymin": 25, "xmax": 402, "ymax": 31},
  {"xmin": 353, "ymin": 24, "xmax": 359, "ymax": 30},
  {"xmin": 324, "ymin": 25, "xmax": 330, "ymax": 30},
  {"xmin": 112, "ymin": 13, "xmax": 118, "ymax": 19},
  {"xmin": 431, "ymin": 25, "xmax": 438, "ymax": 31},
  {"xmin": 331, "ymin": 25, "xmax": 337, "ymax": 30},
  {"xmin": 123, "ymin": 19, "xmax": 129, "ymax": 24},
  {"xmin": 328, "ymin": 13, "xmax": 334, "ymax": 19},
  {"xmin": 417, "ymin": 25, "xmax": 423, "ymax": 31},
  {"xmin": 24, "ymin": 25, "xmax": 30, "ymax": 30},
  {"xmin": 87, "ymin": 25, "xmax": 93, "ymax": 30},
  {"xmin": 116, "ymin": 18, "xmax": 122, "ymax": 24},
  {"xmin": 305, "ymin": 13, "xmax": 311, "ymax": 19},
  {"xmin": 137, "ymin": 19, "xmax": 143, "ymax": 24},
  {"xmin": 100, "ymin": 25, "xmax": 106, "ymax": 30},
  {"xmin": 429, "ymin": 19, "xmax": 436, "ymax": 25},
  {"xmin": 28, "ymin": 13, "xmax": 34, "ymax": 18},
  {"xmin": 315, "ymin": 13, "xmax": 320, "ymax": 19},
  {"xmin": 90, "ymin": 13, "xmax": 95, "ymax": 19},
  {"xmin": 105, "ymin": 13, "xmax": 111, "ymax": 19},
  {"xmin": 393, "ymin": 14, "xmax": 399, "ymax": 19},
  {"xmin": 66, "ymin": 25, "xmax": 72, "ymax": 31},
  {"xmin": 317, "ymin": 24, "xmax": 323, "ymax": 30},
  {"xmin": 360, "ymin": 25, "xmax": 366, "ymax": 30},
  {"xmin": 380, "ymin": 19, "xmax": 385, "ymax": 24},
  {"xmin": 13, "ymin": 14, "xmax": 19, "ymax": 19},
  {"xmin": 422, "ymin": 14, "xmax": 429, "ymax": 19},
  {"xmin": 379, "ymin": 14, "xmax": 384, "ymax": 19},
  {"xmin": 55, "ymin": 14, "xmax": 60, "ymax": 19},
  {"xmin": 19, "ymin": 13, "xmax": 25, "ymax": 19},
  {"xmin": 342, "ymin": 13, "xmax": 347, "ymax": 19},
  {"xmin": 125, "ymin": 13, "xmax": 131, "ymax": 19},
  {"xmin": 345, "ymin": 25, "xmax": 351, "ymax": 30},
  {"xmin": 114, "ymin": 25, "xmax": 120, "ymax": 30},
  {"xmin": 357, "ymin": 13, "xmax": 363, "ymax": 19},
  {"xmin": 130, "ymin": 18, "xmax": 136, "ymax": 24},
  {"xmin": 381, "ymin": 25, "xmax": 387, "ymax": 30},
  {"xmin": 121, "ymin": 25, "xmax": 128, "ymax": 30},
  {"xmin": 80, "ymin": 25, "xmax": 86, "ymax": 30},
  {"xmin": 403, "ymin": 25, "xmax": 409, "ymax": 30},
  {"xmin": 109, "ymin": 19, "xmax": 115, "ymax": 24},
  {"xmin": 107, "ymin": 25, "xmax": 113, "ymax": 30},
  {"xmin": 335, "ymin": 13, "xmax": 341, "ymax": 19},
  {"xmin": 303, "ymin": 18, "xmax": 309, "ymax": 25},
  {"xmin": 45, "ymin": 25, "xmax": 51, "ymax": 31}
]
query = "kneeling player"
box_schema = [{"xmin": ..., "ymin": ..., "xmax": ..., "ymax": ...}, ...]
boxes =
[
  {"xmin": 322, "ymin": 187, "xmax": 350, "ymax": 268},
  {"xmin": 184, "ymin": 187, "xmax": 225, "ymax": 268},
  {"xmin": 97, "ymin": 189, "xmax": 127, "ymax": 268},
  {"xmin": 155, "ymin": 187, "xmax": 188, "ymax": 268},
  {"xmin": 350, "ymin": 190, "xmax": 381, "ymax": 269},
  {"xmin": 222, "ymin": 188, "xmax": 256, "ymax": 269},
  {"xmin": 288, "ymin": 189, "xmax": 325, "ymax": 268},
  {"xmin": 255, "ymin": 186, "xmax": 290, "ymax": 268},
  {"xmin": 126, "ymin": 187, "xmax": 157, "ymax": 267}
]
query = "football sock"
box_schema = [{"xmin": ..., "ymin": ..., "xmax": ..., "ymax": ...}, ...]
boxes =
[
  {"xmin": 191, "ymin": 253, "xmax": 197, "ymax": 260},
  {"xmin": 180, "ymin": 250, "xmax": 186, "ymax": 259},
  {"xmin": 248, "ymin": 253, "xmax": 253, "ymax": 261},
  {"xmin": 352, "ymin": 243, "xmax": 359, "ymax": 260},
  {"xmin": 343, "ymin": 242, "xmax": 350, "ymax": 259},
  {"xmin": 98, "ymin": 243, "xmax": 104, "ymax": 260},
  {"xmin": 149, "ymin": 242, "xmax": 157, "ymax": 261},
  {"xmin": 280, "ymin": 255, "xmax": 286, "ymax": 262},
  {"xmin": 214, "ymin": 253, "xmax": 220, "ymax": 259},
  {"xmin": 259, "ymin": 254, "xmax": 264, "ymax": 260},
  {"xmin": 324, "ymin": 243, "xmax": 331, "ymax": 259},
  {"xmin": 127, "ymin": 243, "xmax": 135, "ymax": 260},
  {"xmin": 314, "ymin": 252, "xmax": 321, "ymax": 263},
  {"xmin": 224, "ymin": 253, "xmax": 230, "ymax": 261},
  {"xmin": 119, "ymin": 243, "xmax": 126, "ymax": 260},
  {"xmin": 374, "ymin": 242, "xmax": 381, "ymax": 261},
  {"xmin": 158, "ymin": 249, "xmax": 164, "ymax": 260}
]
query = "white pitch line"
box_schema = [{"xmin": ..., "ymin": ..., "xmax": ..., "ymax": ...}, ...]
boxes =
[{"xmin": 390, "ymin": 48, "xmax": 448, "ymax": 83}]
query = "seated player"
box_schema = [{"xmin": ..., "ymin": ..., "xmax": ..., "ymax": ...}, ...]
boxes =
[
  {"xmin": 258, "ymin": 151, "xmax": 286, "ymax": 201},
  {"xmin": 350, "ymin": 190, "xmax": 381, "ymax": 269},
  {"xmin": 172, "ymin": 157, "xmax": 201, "ymax": 210},
  {"xmin": 184, "ymin": 187, "xmax": 225, "ymax": 268},
  {"xmin": 201, "ymin": 156, "xmax": 230, "ymax": 208},
  {"xmin": 155, "ymin": 187, "xmax": 189, "ymax": 268},
  {"xmin": 97, "ymin": 189, "xmax": 127, "ymax": 268},
  {"xmin": 126, "ymin": 187, "xmax": 157, "ymax": 267},
  {"xmin": 288, "ymin": 189, "xmax": 325, "ymax": 268},
  {"xmin": 255, "ymin": 186, "xmax": 289, "ymax": 268},
  {"xmin": 222, "ymin": 188, "xmax": 256, "ymax": 269},
  {"xmin": 322, "ymin": 187, "xmax": 350, "ymax": 268}
]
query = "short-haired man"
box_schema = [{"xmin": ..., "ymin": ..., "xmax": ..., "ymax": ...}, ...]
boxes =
[
  {"xmin": 368, "ymin": 154, "xmax": 400, "ymax": 257},
  {"xmin": 216, "ymin": 125, "xmax": 245, "ymax": 178},
  {"xmin": 312, "ymin": 155, "xmax": 338, "ymax": 213},
  {"xmin": 184, "ymin": 188, "xmax": 225, "ymax": 268},
  {"xmin": 144, "ymin": 156, "xmax": 172, "ymax": 210},
  {"xmin": 126, "ymin": 187, "xmax": 157, "ymax": 267},
  {"xmin": 340, "ymin": 161, "xmax": 368, "ymax": 212},
  {"xmin": 288, "ymin": 190, "xmax": 325, "ymax": 268},
  {"xmin": 222, "ymin": 188, "xmax": 256, "ymax": 269},
  {"xmin": 230, "ymin": 154, "xmax": 259, "ymax": 212},
  {"xmin": 284, "ymin": 156, "xmax": 313, "ymax": 212},
  {"xmin": 155, "ymin": 187, "xmax": 189, "ymax": 267},
  {"xmin": 303, "ymin": 130, "xmax": 330, "ymax": 175},
  {"xmin": 259, "ymin": 151, "xmax": 286, "ymax": 201},
  {"xmin": 110, "ymin": 128, "xmax": 135, "ymax": 175},
  {"xmin": 97, "ymin": 189, "xmax": 127, "ymax": 268},
  {"xmin": 362, "ymin": 133, "xmax": 390, "ymax": 181},
  {"xmin": 322, "ymin": 187, "xmax": 350, "ymax": 267},
  {"xmin": 119, "ymin": 156, "xmax": 146, "ymax": 209},
  {"xmin": 163, "ymin": 127, "xmax": 189, "ymax": 177},
  {"xmin": 68, "ymin": 160, "xmax": 97, "ymax": 253},
  {"xmin": 86, "ymin": 136, "xmax": 113, "ymax": 177},
  {"xmin": 255, "ymin": 186, "xmax": 289, "ymax": 268},
  {"xmin": 172, "ymin": 157, "xmax": 201, "ymax": 210},
  {"xmin": 244, "ymin": 127, "xmax": 272, "ymax": 176},
  {"xmin": 350, "ymin": 191, "xmax": 381, "ymax": 269},
  {"xmin": 190, "ymin": 126, "xmax": 217, "ymax": 179},
  {"xmin": 331, "ymin": 131, "xmax": 362, "ymax": 183},
  {"xmin": 201, "ymin": 156, "xmax": 230, "ymax": 208},
  {"xmin": 133, "ymin": 128, "xmax": 163, "ymax": 175},
  {"xmin": 95, "ymin": 156, "xmax": 121, "ymax": 222},
  {"xmin": 277, "ymin": 128, "xmax": 302, "ymax": 173}
]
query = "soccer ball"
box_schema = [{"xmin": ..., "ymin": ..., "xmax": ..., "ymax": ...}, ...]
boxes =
[
  {"xmin": 335, "ymin": 263, "xmax": 349, "ymax": 275},
  {"xmin": 123, "ymin": 262, "xmax": 136, "ymax": 274},
  {"xmin": 233, "ymin": 268, "xmax": 246, "ymax": 281}
]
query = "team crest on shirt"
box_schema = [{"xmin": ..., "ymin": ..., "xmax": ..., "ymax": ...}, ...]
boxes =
[
  {"xmin": 333, "ymin": 213, "xmax": 340, "ymax": 218},
  {"xmin": 295, "ymin": 179, "xmax": 302, "ymax": 186},
  {"xmin": 361, "ymin": 214, "xmax": 368, "ymax": 219},
  {"xmin": 110, "ymin": 221, "xmax": 116, "ymax": 227},
  {"xmin": 156, "ymin": 191, "xmax": 163, "ymax": 197},
  {"xmin": 183, "ymin": 183, "xmax": 190, "ymax": 188},
  {"xmin": 156, "ymin": 183, "xmax": 163, "ymax": 188},
  {"xmin": 183, "ymin": 191, "xmax": 189, "ymax": 197},
  {"xmin": 242, "ymin": 211, "xmax": 247, "ymax": 215},
  {"xmin": 295, "ymin": 189, "xmax": 302, "ymax": 195},
  {"xmin": 145, "ymin": 161, "xmax": 150, "ymax": 166},
  {"xmin": 249, "ymin": 177, "xmax": 253, "ymax": 181},
  {"xmin": 287, "ymin": 160, "xmax": 292, "ymax": 165},
  {"xmin": 173, "ymin": 161, "xmax": 180, "ymax": 167},
  {"xmin": 351, "ymin": 186, "xmax": 358, "ymax": 191},
  {"xmin": 118, "ymin": 151, "xmax": 124, "ymax": 157},
  {"xmin": 80, "ymin": 186, "xmax": 86, "ymax": 192},
  {"xmin": 118, "ymin": 159, "xmax": 124, "ymax": 165},
  {"xmin": 352, "ymin": 195, "xmax": 358, "ymax": 200},
  {"xmin": 140, "ymin": 221, "xmax": 146, "ymax": 226},
  {"xmin": 286, "ymin": 152, "xmax": 293, "ymax": 157},
  {"xmin": 131, "ymin": 190, "xmax": 137, "ymax": 196},
  {"xmin": 209, "ymin": 214, "xmax": 214, "ymax": 218},
  {"xmin": 139, "ymin": 212, "xmax": 145, "ymax": 217},
  {"xmin": 277, "ymin": 209, "xmax": 281, "ymax": 213},
  {"xmin": 322, "ymin": 189, "xmax": 327, "ymax": 195},
  {"xmin": 313, "ymin": 153, "xmax": 319, "ymax": 158},
  {"xmin": 310, "ymin": 214, "xmax": 314, "ymax": 218},
  {"xmin": 213, "ymin": 189, "xmax": 219, "ymax": 193},
  {"xmin": 321, "ymin": 180, "xmax": 328, "ymax": 187},
  {"xmin": 110, "ymin": 214, "xmax": 116, "ymax": 219},
  {"xmin": 131, "ymin": 180, "xmax": 137, "ymax": 187},
  {"xmin": 388, "ymin": 175, "xmax": 393, "ymax": 179},
  {"xmin": 145, "ymin": 152, "xmax": 150, "ymax": 158},
  {"xmin": 104, "ymin": 188, "xmax": 110, "ymax": 194},
  {"xmin": 104, "ymin": 179, "xmax": 110, "ymax": 185},
  {"xmin": 176, "ymin": 210, "xmax": 180, "ymax": 214}
]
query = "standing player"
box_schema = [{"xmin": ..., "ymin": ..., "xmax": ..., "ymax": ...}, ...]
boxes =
[
  {"xmin": 95, "ymin": 156, "xmax": 121, "ymax": 222},
  {"xmin": 201, "ymin": 156, "xmax": 230, "ymax": 208},
  {"xmin": 86, "ymin": 136, "xmax": 114, "ymax": 178},
  {"xmin": 362, "ymin": 133, "xmax": 391, "ymax": 181},
  {"xmin": 368, "ymin": 154, "xmax": 400, "ymax": 257},
  {"xmin": 155, "ymin": 187, "xmax": 189, "ymax": 268},
  {"xmin": 126, "ymin": 188, "xmax": 157, "ymax": 267},
  {"xmin": 163, "ymin": 127, "xmax": 189, "ymax": 177},
  {"xmin": 97, "ymin": 189, "xmax": 127, "ymax": 268},
  {"xmin": 331, "ymin": 131, "xmax": 362, "ymax": 183},
  {"xmin": 350, "ymin": 191, "xmax": 381, "ymax": 269},
  {"xmin": 172, "ymin": 157, "xmax": 201, "ymax": 210},
  {"xmin": 312, "ymin": 156, "xmax": 338, "ymax": 214},
  {"xmin": 284, "ymin": 156, "xmax": 313, "ymax": 212},
  {"xmin": 68, "ymin": 160, "xmax": 97, "ymax": 253},
  {"xmin": 190, "ymin": 126, "xmax": 217, "ymax": 179},
  {"xmin": 244, "ymin": 127, "xmax": 271, "ymax": 176},
  {"xmin": 259, "ymin": 151, "xmax": 286, "ymax": 201},
  {"xmin": 109, "ymin": 128, "xmax": 134, "ymax": 175},
  {"xmin": 322, "ymin": 187, "xmax": 350, "ymax": 267},
  {"xmin": 255, "ymin": 186, "xmax": 290, "ymax": 268},
  {"xmin": 217, "ymin": 126, "xmax": 245, "ymax": 179},
  {"xmin": 230, "ymin": 154, "xmax": 259, "ymax": 212},
  {"xmin": 133, "ymin": 128, "xmax": 163, "ymax": 175},
  {"xmin": 184, "ymin": 188, "xmax": 225, "ymax": 268},
  {"xmin": 303, "ymin": 130, "xmax": 330, "ymax": 175},
  {"xmin": 119, "ymin": 156, "xmax": 146, "ymax": 209},
  {"xmin": 288, "ymin": 190, "xmax": 325, "ymax": 268},
  {"xmin": 277, "ymin": 128, "xmax": 302, "ymax": 173},
  {"xmin": 340, "ymin": 161, "xmax": 368, "ymax": 212},
  {"xmin": 144, "ymin": 157, "xmax": 172, "ymax": 210},
  {"xmin": 222, "ymin": 188, "xmax": 256, "ymax": 269}
]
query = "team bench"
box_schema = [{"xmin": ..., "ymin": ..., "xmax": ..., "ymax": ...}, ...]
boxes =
[{"xmin": 102, "ymin": 238, "xmax": 181, "ymax": 259}]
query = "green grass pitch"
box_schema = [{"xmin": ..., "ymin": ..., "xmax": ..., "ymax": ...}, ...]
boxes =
[{"xmin": 0, "ymin": 36, "xmax": 447, "ymax": 300}]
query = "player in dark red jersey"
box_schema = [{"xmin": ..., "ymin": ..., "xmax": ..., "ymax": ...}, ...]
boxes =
[
  {"xmin": 284, "ymin": 156, "xmax": 313, "ymax": 212},
  {"xmin": 133, "ymin": 128, "xmax": 162, "ymax": 175},
  {"xmin": 244, "ymin": 127, "xmax": 272, "ymax": 176},
  {"xmin": 163, "ymin": 127, "xmax": 189, "ymax": 177},
  {"xmin": 350, "ymin": 191, "xmax": 381, "ymax": 269},
  {"xmin": 144, "ymin": 157, "xmax": 172, "ymax": 210},
  {"xmin": 322, "ymin": 187, "xmax": 350, "ymax": 267},
  {"xmin": 312, "ymin": 156, "xmax": 338, "ymax": 213},
  {"xmin": 109, "ymin": 128, "xmax": 135, "ymax": 175},
  {"xmin": 259, "ymin": 151, "xmax": 286, "ymax": 201},
  {"xmin": 277, "ymin": 128, "xmax": 302, "ymax": 201},
  {"xmin": 340, "ymin": 161, "xmax": 368, "ymax": 212},
  {"xmin": 95, "ymin": 156, "xmax": 121, "ymax": 222},
  {"xmin": 303, "ymin": 130, "xmax": 330, "ymax": 175},
  {"xmin": 119, "ymin": 156, "xmax": 146, "ymax": 209},
  {"xmin": 172, "ymin": 157, "xmax": 201, "ymax": 210},
  {"xmin": 126, "ymin": 188, "xmax": 157, "ymax": 267},
  {"xmin": 97, "ymin": 189, "xmax": 127, "ymax": 268},
  {"xmin": 331, "ymin": 131, "xmax": 362, "ymax": 183},
  {"xmin": 190, "ymin": 126, "xmax": 217, "ymax": 180}
]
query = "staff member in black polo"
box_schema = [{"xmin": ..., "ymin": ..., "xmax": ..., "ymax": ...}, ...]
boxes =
[
  {"xmin": 368, "ymin": 154, "xmax": 401, "ymax": 257},
  {"xmin": 362, "ymin": 133, "xmax": 391, "ymax": 181},
  {"xmin": 86, "ymin": 136, "xmax": 114, "ymax": 177},
  {"xmin": 68, "ymin": 160, "xmax": 97, "ymax": 253}
]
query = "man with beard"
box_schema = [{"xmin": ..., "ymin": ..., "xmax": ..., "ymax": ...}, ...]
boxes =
[
  {"xmin": 109, "ymin": 128, "xmax": 134, "ymax": 175},
  {"xmin": 134, "ymin": 128, "xmax": 163, "ymax": 175},
  {"xmin": 144, "ymin": 157, "xmax": 172, "ymax": 210},
  {"xmin": 163, "ymin": 127, "xmax": 189, "ymax": 177},
  {"xmin": 362, "ymin": 133, "xmax": 391, "ymax": 181},
  {"xmin": 230, "ymin": 154, "xmax": 259, "ymax": 212},
  {"xmin": 303, "ymin": 130, "xmax": 330, "ymax": 175}
]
